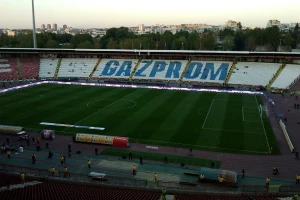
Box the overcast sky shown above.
[1,0,300,29]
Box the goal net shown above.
[259,105,269,118]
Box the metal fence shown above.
[1,163,300,194]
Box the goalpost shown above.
[259,104,269,119]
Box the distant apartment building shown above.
[41,24,45,29]
[53,23,57,30]
[267,20,281,28]
[47,24,51,30]
[63,24,67,30]
[226,20,238,27]
[138,24,145,32]
[7,30,19,37]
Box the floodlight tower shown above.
[31,0,37,48]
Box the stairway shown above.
[89,58,102,79]
[224,61,237,84]
[179,60,191,82]
[54,58,62,79]
[16,58,22,77]
[265,63,286,89]
[129,59,141,81]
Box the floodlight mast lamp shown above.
[32,0,37,48]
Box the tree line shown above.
[0,24,299,51]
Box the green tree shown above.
[264,26,281,51]
[46,39,58,48]
[200,31,216,50]
[219,28,234,40]
[77,41,93,49]
[234,30,246,51]
[223,35,235,50]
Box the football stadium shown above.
[0,48,300,199]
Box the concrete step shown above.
[0,181,42,192]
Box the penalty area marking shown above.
[86,99,137,111]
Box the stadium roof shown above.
[0,48,299,58]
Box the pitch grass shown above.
[0,84,279,155]
[101,148,220,168]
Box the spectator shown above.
[132,165,136,175]
[48,151,53,158]
[20,172,25,184]
[140,156,143,164]
[218,176,224,185]
[60,156,64,165]
[49,167,55,176]
[32,153,36,164]
[199,174,205,182]
[266,177,270,188]
[164,156,168,164]
[154,173,158,182]
[211,161,215,168]
[64,167,68,178]
[7,150,11,158]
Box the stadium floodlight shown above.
[31,0,37,48]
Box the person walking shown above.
[60,156,64,165]
[132,165,136,175]
[140,156,143,164]
[64,167,68,178]
[242,169,245,178]
[296,174,300,184]
[266,177,270,188]
[7,150,11,158]
[88,160,91,168]
[20,172,25,184]
[199,174,205,182]
[164,156,168,164]
[49,167,55,176]
[32,153,36,164]
[154,173,158,183]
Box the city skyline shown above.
[1,0,300,29]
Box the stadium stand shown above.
[271,64,300,89]
[0,57,39,80]
[57,58,98,78]
[174,195,278,200]
[19,57,39,79]
[182,61,230,83]
[133,60,187,80]
[228,62,281,86]
[0,181,161,200]
[39,58,59,78]
[93,59,138,79]
[0,58,18,80]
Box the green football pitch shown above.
[0,84,279,154]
